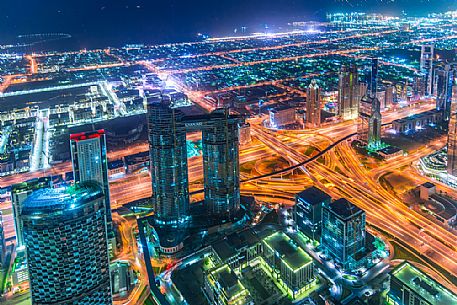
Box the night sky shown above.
[0,0,455,49]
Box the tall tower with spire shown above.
[358,58,382,149]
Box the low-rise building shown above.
[203,264,253,305]
[392,109,442,135]
[387,261,457,305]
[262,232,314,299]
[269,105,296,128]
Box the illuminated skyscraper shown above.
[306,79,321,128]
[202,109,240,217]
[70,130,112,235]
[447,101,457,177]
[11,177,51,250]
[435,64,455,128]
[21,183,112,304]
[368,95,382,150]
[338,64,360,120]
[321,198,366,270]
[0,212,5,268]
[358,58,382,149]
[294,187,331,242]
[147,96,189,226]
[420,44,435,96]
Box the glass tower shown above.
[202,109,240,217]
[435,64,455,128]
[70,130,113,235]
[321,198,366,269]
[338,64,360,120]
[306,79,321,128]
[11,177,51,250]
[21,183,112,304]
[147,96,189,226]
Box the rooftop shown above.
[263,232,313,272]
[296,186,332,206]
[422,182,436,189]
[21,182,103,216]
[209,265,249,302]
[391,262,457,305]
[328,198,364,220]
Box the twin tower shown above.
[147,95,240,230]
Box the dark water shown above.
[0,0,455,51]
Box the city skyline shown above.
[0,5,457,305]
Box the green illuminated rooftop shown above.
[392,262,457,305]
[208,264,251,303]
[263,232,313,272]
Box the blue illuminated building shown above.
[321,198,366,270]
[294,186,331,242]
[21,183,112,304]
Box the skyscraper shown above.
[21,183,112,304]
[358,58,382,149]
[202,109,241,217]
[294,187,332,242]
[147,96,189,226]
[70,130,112,235]
[0,212,6,269]
[368,95,382,150]
[306,79,321,128]
[338,64,360,120]
[447,100,457,177]
[420,45,435,96]
[321,198,366,270]
[435,64,455,128]
[11,177,51,250]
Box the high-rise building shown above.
[11,177,51,250]
[338,64,360,120]
[0,212,6,268]
[306,80,321,128]
[368,95,382,150]
[321,198,366,269]
[147,96,189,226]
[447,101,457,177]
[435,64,455,127]
[21,183,112,304]
[239,122,251,145]
[385,85,396,108]
[358,58,382,149]
[70,130,113,235]
[294,187,332,242]
[202,109,240,217]
[420,45,435,96]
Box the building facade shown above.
[447,101,457,177]
[306,80,321,128]
[21,183,112,305]
[338,64,360,120]
[321,198,366,269]
[388,262,457,305]
[202,109,240,217]
[269,105,296,128]
[435,64,455,128]
[70,130,113,235]
[358,58,382,149]
[294,187,332,242]
[147,97,190,226]
[420,45,435,96]
[11,177,52,250]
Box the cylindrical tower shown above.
[146,96,189,226]
[21,183,112,305]
[202,109,240,217]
